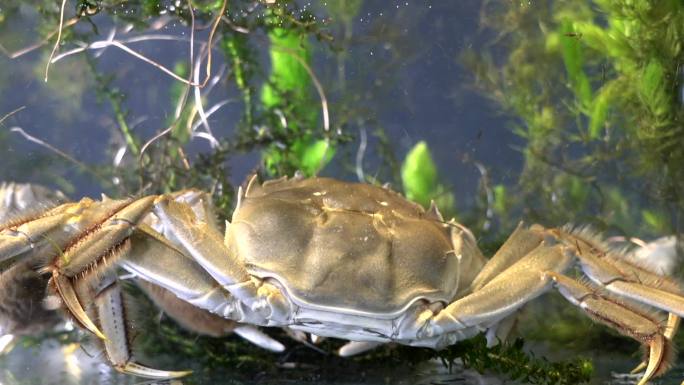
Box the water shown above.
[1,1,683,384]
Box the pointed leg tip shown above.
[637,336,668,385]
[0,334,16,355]
[53,274,108,340]
[120,362,192,379]
[233,325,285,352]
[630,361,647,374]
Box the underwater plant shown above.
[462,0,684,237]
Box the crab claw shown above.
[46,196,159,342]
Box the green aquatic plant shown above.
[260,18,335,177]
[401,140,455,215]
[434,334,593,385]
[460,0,684,362]
[463,0,684,237]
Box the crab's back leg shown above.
[0,182,68,355]
[137,279,238,337]
[546,272,670,385]
[468,222,545,291]
[420,225,684,385]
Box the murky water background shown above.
[1,1,683,384]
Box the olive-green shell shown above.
[227,177,462,316]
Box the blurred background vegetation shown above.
[1,0,683,383]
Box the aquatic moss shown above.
[462,0,684,237]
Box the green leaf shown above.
[492,184,508,215]
[401,141,439,208]
[298,139,335,176]
[560,20,592,108]
[261,27,312,109]
[588,82,617,139]
[642,209,668,233]
[638,59,670,119]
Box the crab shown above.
[1,176,683,385]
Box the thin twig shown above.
[197,0,227,89]
[193,45,216,147]
[10,127,91,172]
[0,106,26,125]
[177,147,191,170]
[270,44,330,132]
[190,99,236,132]
[49,0,226,88]
[51,34,198,63]
[0,18,78,59]
[104,40,201,85]
[45,0,68,82]
[139,126,174,161]
[355,125,367,182]
[193,131,220,147]
[139,1,198,166]
[222,16,251,34]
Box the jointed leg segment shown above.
[0,191,289,378]
[421,224,684,385]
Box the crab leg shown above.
[0,183,68,262]
[561,231,684,317]
[469,222,545,291]
[90,274,192,379]
[427,241,572,334]
[0,208,72,263]
[48,196,157,339]
[139,277,286,351]
[556,229,684,375]
[338,341,383,357]
[425,225,684,385]
[152,197,258,301]
[120,228,266,324]
[546,272,671,385]
[152,196,291,322]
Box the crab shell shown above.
[229,177,487,324]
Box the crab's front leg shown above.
[74,272,193,379]
[46,195,158,339]
[0,194,195,378]
[151,194,292,325]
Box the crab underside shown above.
[0,177,683,385]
